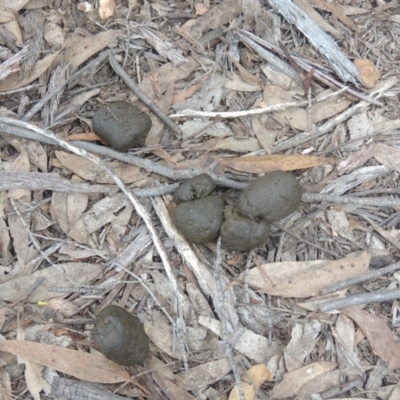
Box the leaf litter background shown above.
[1,0,400,399]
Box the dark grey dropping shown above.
[92,101,152,152]
[91,305,149,365]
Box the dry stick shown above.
[5,118,190,369]
[319,289,400,312]
[0,121,247,190]
[321,262,400,295]
[302,192,400,208]
[239,31,382,106]
[2,119,183,302]
[4,118,400,208]
[272,221,341,259]
[22,50,113,122]
[109,55,181,136]
[214,238,245,400]
[170,87,348,118]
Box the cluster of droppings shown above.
[91,305,149,366]
[92,101,152,152]
[173,171,302,251]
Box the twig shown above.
[2,119,183,304]
[9,199,66,276]
[302,192,400,208]
[109,54,181,136]
[0,83,43,96]
[321,262,400,295]
[0,171,179,197]
[0,120,247,190]
[319,289,400,312]
[214,238,245,400]
[170,87,348,118]
[272,222,341,258]
[239,31,382,106]
[243,250,255,304]
[22,50,113,122]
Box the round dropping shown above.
[173,174,216,203]
[220,205,271,252]
[92,101,152,152]
[237,171,302,222]
[91,305,149,366]
[174,195,225,244]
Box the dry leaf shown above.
[51,191,88,236]
[309,89,352,123]
[326,207,356,242]
[144,318,182,360]
[195,3,209,15]
[154,372,197,400]
[0,340,131,383]
[294,0,342,39]
[0,51,59,91]
[61,30,121,70]
[243,251,370,298]
[3,135,47,172]
[0,6,23,46]
[199,316,281,363]
[23,361,51,400]
[175,358,233,391]
[229,364,273,400]
[99,0,115,19]
[372,143,400,173]
[251,115,279,153]
[228,55,264,86]
[6,150,30,200]
[306,0,358,31]
[55,151,148,184]
[66,193,132,244]
[342,306,400,369]
[0,263,102,302]
[224,74,262,92]
[214,137,262,153]
[43,22,64,47]
[0,0,29,11]
[220,154,334,173]
[354,58,380,89]
[270,361,337,398]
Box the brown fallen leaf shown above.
[270,361,337,399]
[174,358,233,391]
[0,340,131,384]
[65,132,106,143]
[342,306,400,369]
[354,58,380,89]
[242,251,370,298]
[0,51,59,91]
[60,30,121,70]
[229,364,273,400]
[220,154,335,173]
[99,0,115,19]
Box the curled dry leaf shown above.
[229,364,273,400]
[342,306,400,369]
[270,361,337,399]
[220,154,335,174]
[354,58,380,89]
[0,340,131,384]
[242,251,370,298]
[99,0,115,19]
